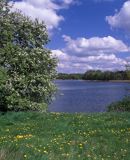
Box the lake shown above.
[49,80,130,113]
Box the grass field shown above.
[0,112,130,160]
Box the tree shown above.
[82,70,128,81]
[0,0,57,112]
[126,64,130,80]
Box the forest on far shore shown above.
[57,70,130,80]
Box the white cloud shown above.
[52,49,69,61]
[10,0,75,31]
[106,1,130,32]
[62,35,129,56]
[126,57,130,61]
[52,35,129,72]
[63,0,74,5]
[52,49,127,73]
[126,57,130,65]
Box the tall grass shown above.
[0,112,130,160]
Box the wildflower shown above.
[16,135,24,139]
[24,155,27,158]
[15,134,33,139]
[43,150,48,154]
[66,153,69,156]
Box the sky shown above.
[11,0,130,73]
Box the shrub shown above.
[0,0,57,112]
[107,97,130,112]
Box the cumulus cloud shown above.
[51,34,130,73]
[10,0,75,31]
[62,35,129,57]
[126,57,130,65]
[9,0,129,73]
[52,34,130,73]
[63,0,75,5]
[52,49,127,73]
[106,0,130,32]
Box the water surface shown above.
[49,80,130,113]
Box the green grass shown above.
[0,112,130,160]
[107,97,130,112]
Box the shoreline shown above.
[56,79,130,82]
[109,80,130,83]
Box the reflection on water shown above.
[49,80,130,113]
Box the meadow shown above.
[0,112,130,160]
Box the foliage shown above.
[0,0,57,111]
[57,73,83,80]
[107,97,130,112]
[0,112,130,160]
[58,70,129,80]
[0,68,7,84]
[126,65,130,80]
[127,71,130,80]
[0,68,8,112]
[83,70,128,81]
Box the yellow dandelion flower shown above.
[16,135,24,139]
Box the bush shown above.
[107,97,130,112]
[0,0,57,112]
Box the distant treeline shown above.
[57,70,130,80]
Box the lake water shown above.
[49,80,130,113]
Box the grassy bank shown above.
[0,112,130,160]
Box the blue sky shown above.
[12,0,130,73]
